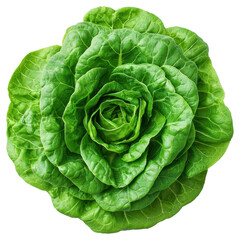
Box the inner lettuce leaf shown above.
[7,7,233,233]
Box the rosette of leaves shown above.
[7,7,233,233]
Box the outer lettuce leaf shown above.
[50,171,206,233]
[166,27,233,177]
[7,46,68,190]
[84,7,167,34]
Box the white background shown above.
[1,0,239,239]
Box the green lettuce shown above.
[7,7,233,233]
